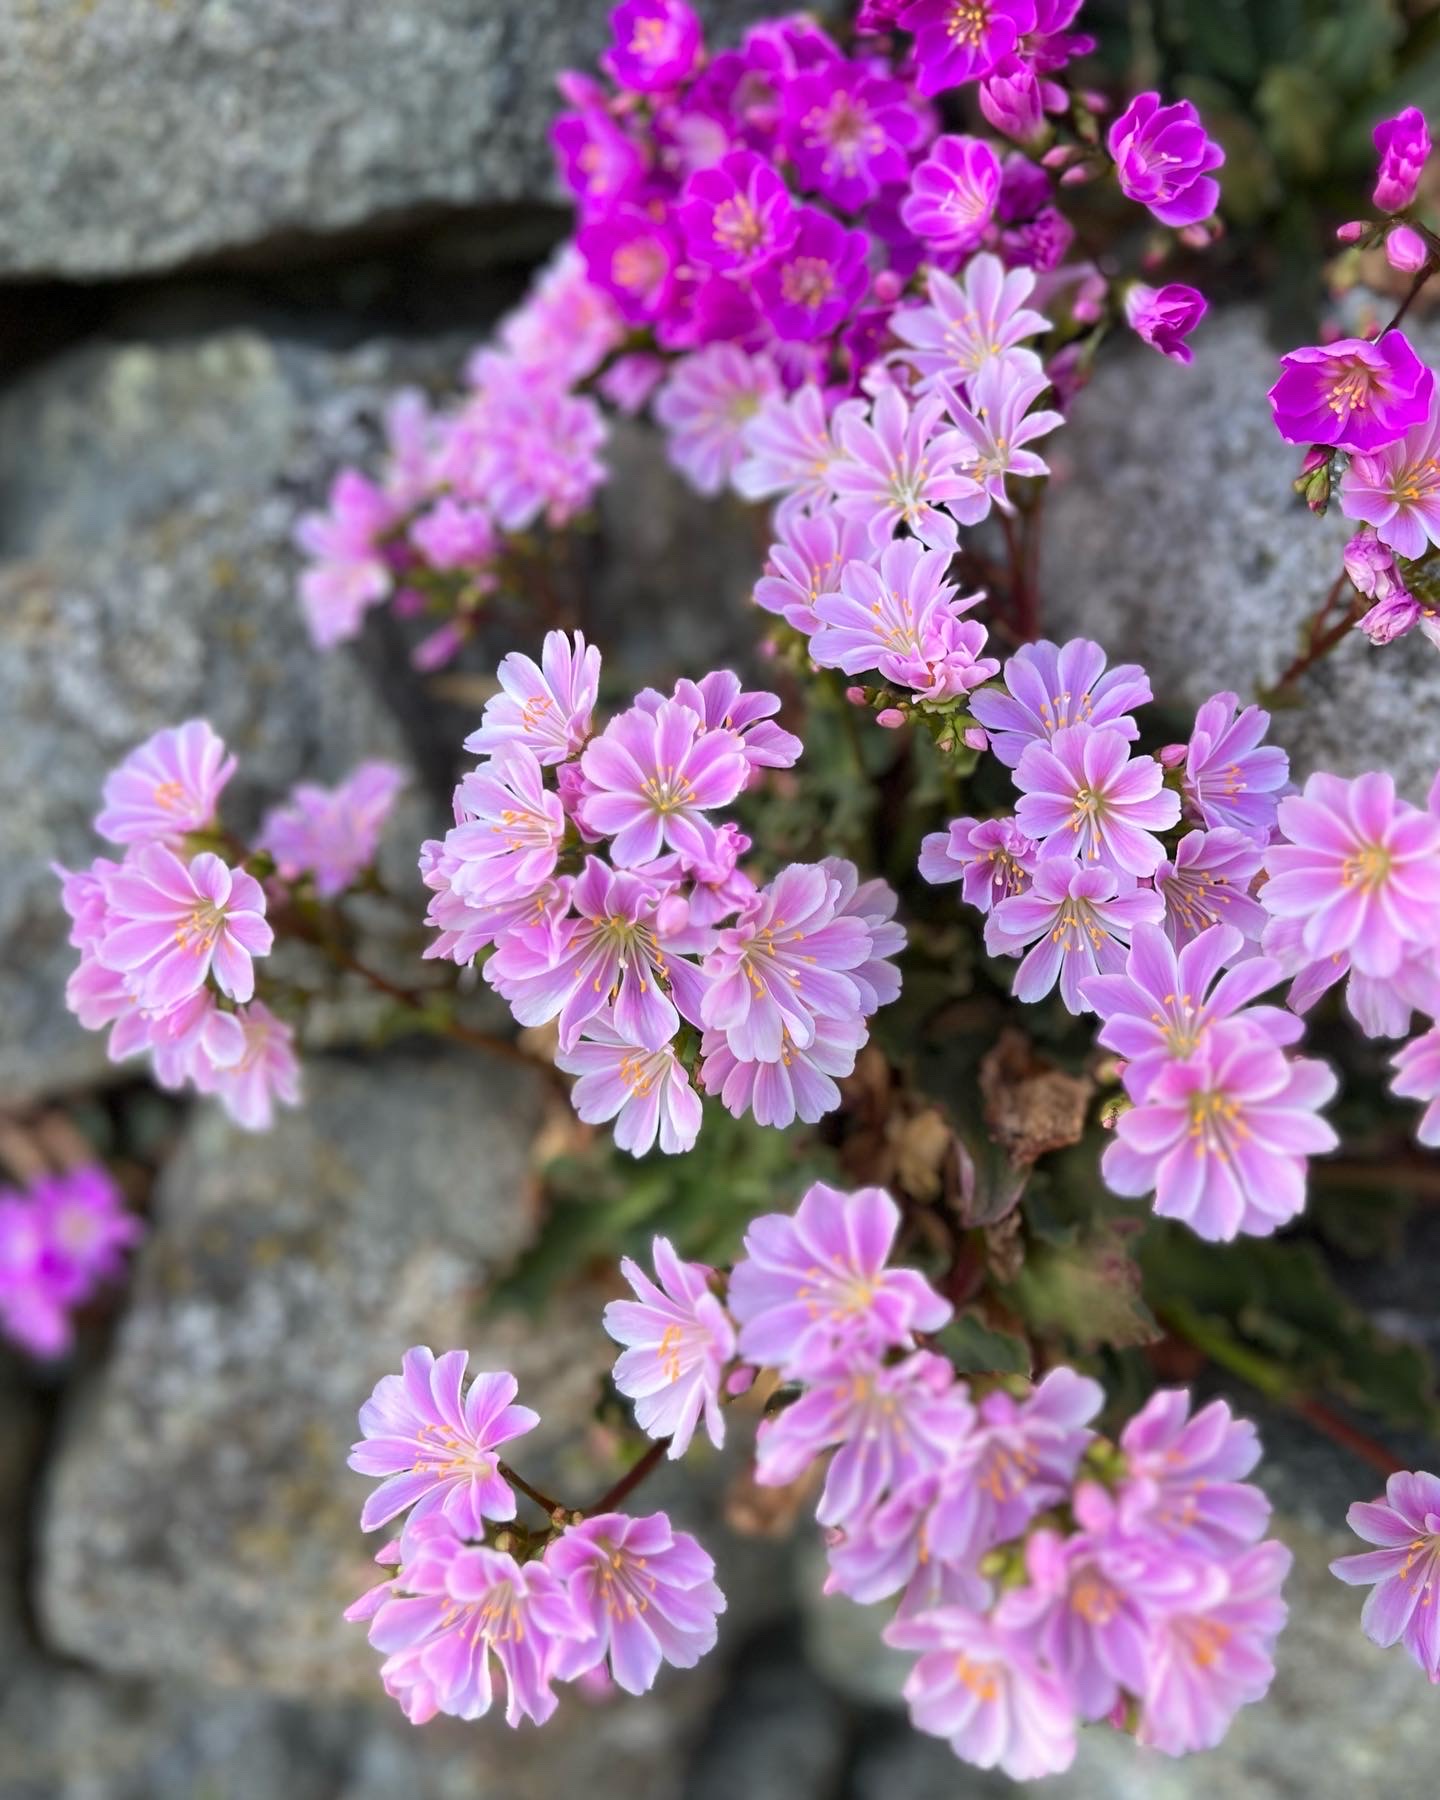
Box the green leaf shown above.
[937,1314,1033,1377]
[1006,1224,1160,1354]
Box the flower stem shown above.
[1262,571,1360,700]
[498,1462,566,1518]
[588,1436,671,1514]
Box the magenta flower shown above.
[754,508,876,635]
[1015,724,1179,877]
[900,0,1038,95]
[979,55,1047,142]
[603,1237,734,1456]
[437,746,566,907]
[579,698,748,868]
[28,1165,140,1302]
[557,1025,703,1158]
[970,636,1151,771]
[367,1534,582,1726]
[1107,92,1224,228]
[1137,1541,1291,1756]
[902,134,1001,251]
[1155,828,1269,949]
[677,150,797,275]
[891,255,1050,391]
[98,847,271,1012]
[1124,282,1207,364]
[552,108,645,218]
[1263,770,1440,978]
[294,469,396,649]
[1084,922,1297,1097]
[752,208,870,343]
[349,1347,540,1535]
[827,386,984,549]
[258,760,406,899]
[547,1511,725,1694]
[920,815,1038,913]
[701,861,870,1062]
[95,721,236,847]
[728,1182,952,1380]
[601,0,702,92]
[1101,1020,1338,1240]
[1339,389,1440,558]
[654,345,781,498]
[700,1014,867,1129]
[812,538,995,699]
[0,1198,71,1358]
[942,356,1065,511]
[1118,1389,1271,1556]
[1392,1027,1440,1147]
[886,1605,1077,1781]
[1331,1469,1440,1681]
[463,630,600,766]
[782,62,923,211]
[577,206,683,325]
[987,861,1164,1012]
[1269,333,1434,454]
[1373,107,1431,212]
[755,1350,973,1527]
[1180,691,1289,838]
[192,1000,302,1132]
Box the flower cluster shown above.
[57,721,407,1130]
[1332,1467,1440,1684]
[347,1344,725,1723]
[420,630,904,1151]
[0,1163,140,1358]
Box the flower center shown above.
[641,767,697,814]
[953,1650,1001,1701]
[1341,842,1393,891]
[713,194,764,257]
[1327,363,1375,417]
[780,256,836,312]
[1072,1573,1120,1626]
[613,240,667,299]
[152,778,186,811]
[175,899,227,955]
[412,1418,495,1482]
[946,2,994,48]
[1186,1087,1246,1156]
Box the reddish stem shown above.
[589,1437,671,1514]
[1265,572,1361,698]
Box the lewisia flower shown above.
[1118,1388,1271,1556]
[578,698,750,867]
[782,60,923,212]
[1391,1027,1440,1147]
[942,356,1065,510]
[827,858,906,1011]
[1101,1019,1338,1240]
[901,0,1038,96]
[901,134,1001,251]
[1330,1468,1440,1681]
[676,149,796,274]
[95,720,237,846]
[1014,724,1180,876]
[1339,389,1440,558]
[969,636,1150,770]
[603,1236,734,1455]
[699,1014,868,1129]
[653,345,780,497]
[556,1027,703,1157]
[349,1348,540,1534]
[577,208,683,326]
[736,383,860,517]
[0,1165,140,1359]
[463,629,600,765]
[752,208,870,343]
[98,848,272,1012]
[1124,282,1207,364]
[294,470,396,649]
[891,254,1050,391]
[728,1181,952,1380]
[919,814,1037,913]
[1373,107,1431,212]
[1269,334,1434,455]
[546,1511,725,1694]
[754,508,876,634]
[601,0,702,92]
[1154,828,1269,948]
[986,861,1164,1012]
[1107,92,1224,228]
[811,538,994,699]
[191,1000,302,1132]
[257,760,406,899]
[827,386,984,550]
[430,747,565,906]
[1263,771,1440,979]
[658,671,803,781]
[1179,692,1289,838]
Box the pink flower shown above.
[1124,282,1207,364]
[1373,107,1431,212]
[367,1534,583,1726]
[825,857,905,1011]
[1155,828,1269,949]
[1339,388,1440,558]
[95,721,236,847]
[577,207,683,326]
[556,1025,703,1157]
[728,1181,952,1380]
[1269,333,1434,454]
[677,150,797,275]
[1263,771,1440,979]
[1118,1389,1271,1556]
[463,631,601,766]
[920,815,1038,913]
[752,208,870,343]
[736,383,862,516]
[409,498,496,571]
[900,0,1039,95]
[579,698,749,867]
[552,108,645,217]
[1107,92,1224,228]
[969,636,1151,771]
[481,380,609,530]
[1386,222,1429,274]
[1392,1026,1440,1147]
[891,254,1050,391]
[987,860,1164,1012]
[601,0,702,92]
[603,1237,734,1455]
[1015,724,1180,877]
[654,346,781,497]
[546,1511,725,1694]
[651,671,801,786]
[812,538,995,699]
[0,1197,71,1357]
[494,243,624,385]
[901,134,1002,251]
[781,61,923,211]
[700,861,871,1062]
[1331,1468,1440,1682]
[942,356,1065,510]
[0,1165,140,1358]
[258,760,406,899]
[1101,1020,1338,1240]
[1137,1542,1291,1755]
[827,386,985,549]
[699,1014,868,1128]
[98,847,271,1013]
[979,55,1048,142]
[754,508,876,633]
[825,1468,988,1615]
[440,746,567,906]
[192,1000,302,1132]
[886,1606,1077,1780]
[349,1348,539,1535]
[295,469,396,649]
[1180,691,1289,839]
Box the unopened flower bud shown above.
[875,707,907,729]
[873,269,903,305]
[1157,742,1187,769]
[1335,219,1370,243]
[845,685,867,706]
[1060,163,1096,187]
[725,1365,756,1398]
[1386,222,1428,273]
[962,726,988,751]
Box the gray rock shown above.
[1040,308,1440,801]
[685,1625,848,1800]
[34,1050,552,1695]
[0,1,777,279]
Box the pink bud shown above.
[1041,145,1074,169]
[1301,446,1330,474]
[873,269,903,304]
[1386,222,1428,273]
[1060,164,1095,187]
[724,1366,756,1398]
[875,707,907,729]
[410,622,466,671]
[844,686,867,705]
[1335,219,1370,243]
[1080,89,1109,114]
[963,726,989,751]
[1157,742,1187,769]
